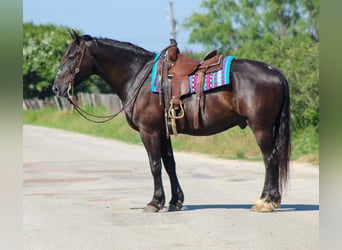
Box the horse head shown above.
[52,30,96,97]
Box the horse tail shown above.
[275,71,291,193]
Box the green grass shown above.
[170,128,262,160]
[23,106,142,144]
[23,106,318,164]
[291,126,319,163]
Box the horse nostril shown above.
[52,85,59,95]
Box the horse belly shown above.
[178,90,245,136]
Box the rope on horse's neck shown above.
[67,80,124,123]
[67,95,123,123]
[66,57,155,123]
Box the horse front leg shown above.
[140,131,165,213]
[161,136,184,211]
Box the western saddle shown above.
[157,40,224,135]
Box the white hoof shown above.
[251,199,276,212]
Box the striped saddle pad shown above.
[151,55,235,94]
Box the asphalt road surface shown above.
[23,125,319,250]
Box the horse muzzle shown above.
[52,82,69,97]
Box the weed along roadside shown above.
[23,107,318,164]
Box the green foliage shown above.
[184,0,319,52]
[291,125,318,162]
[23,23,112,99]
[279,38,319,131]
[23,23,72,98]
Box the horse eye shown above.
[68,55,75,60]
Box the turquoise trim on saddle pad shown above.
[151,54,236,94]
[151,52,161,93]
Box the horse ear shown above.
[69,29,80,44]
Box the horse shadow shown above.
[182,204,319,212]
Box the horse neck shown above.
[91,40,154,103]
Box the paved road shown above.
[23,125,319,250]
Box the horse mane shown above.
[84,35,155,58]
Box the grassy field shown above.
[23,106,318,164]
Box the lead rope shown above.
[65,44,172,123]
[67,97,124,123]
[66,58,157,123]
[66,80,125,123]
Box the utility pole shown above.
[169,0,176,41]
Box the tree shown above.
[184,0,319,54]
[183,0,319,131]
[23,23,72,98]
[23,23,112,99]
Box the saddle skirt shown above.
[151,54,235,94]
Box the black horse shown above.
[53,31,291,212]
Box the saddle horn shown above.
[170,38,177,45]
[168,39,179,62]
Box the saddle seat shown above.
[167,46,218,76]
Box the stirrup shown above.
[168,99,184,119]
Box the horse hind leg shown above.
[161,136,184,211]
[250,128,281,212]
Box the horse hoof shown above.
[142,205,159,213]
[168,204,182,212]
[250,199,275,212]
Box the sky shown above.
[23,0,205,52]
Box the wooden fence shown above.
[23,92,122,113]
